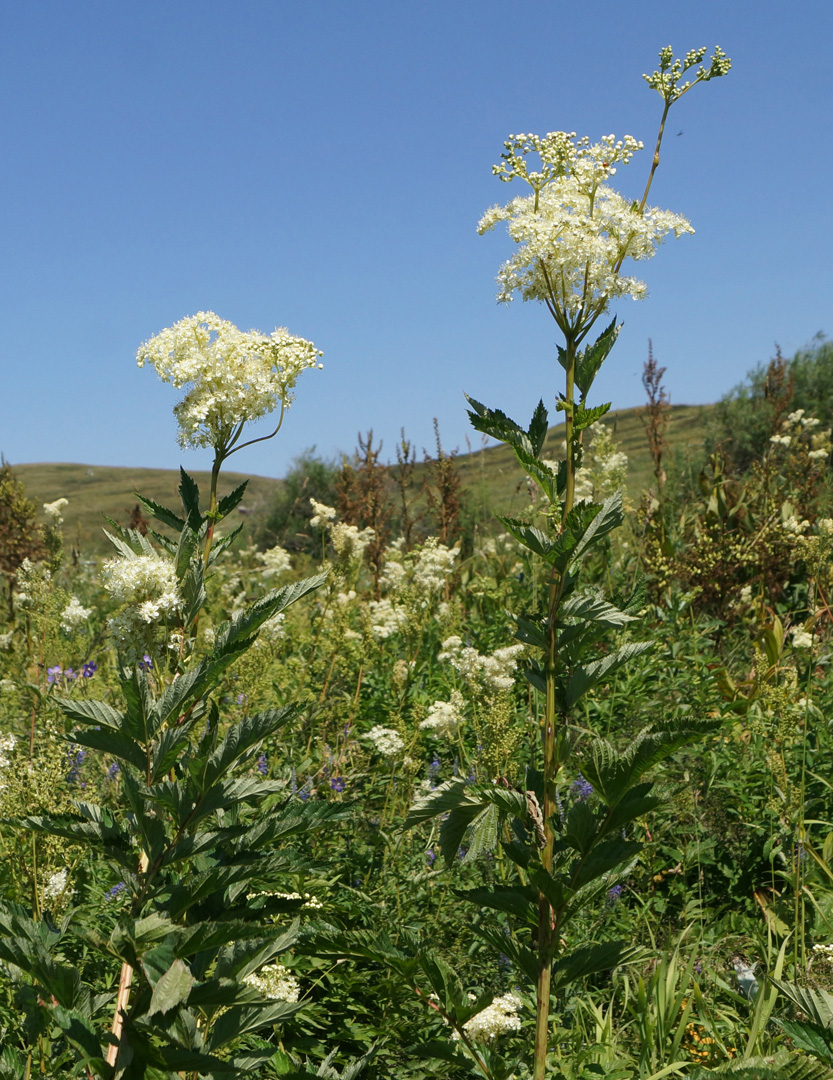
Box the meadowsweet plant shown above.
[0,313,339,1077]
[402,46,731,1080]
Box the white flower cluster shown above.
[574,424,629,502]
[257,544,292,579]
[790,626,814,650]
[438,636,524,694]
[43,498,68,524]
[43,868,72,902]
[410,538,459,598]
[365,725,405,757]
[770,410,832,461]
[309,500,337,528]
[813,943,833,956]
[244,963,300,1003]
[367,597,409,640]
[419,690,466,739]
[331,522,375,563]
[249,889,323,910]
[370,537,458,634]
[136,312,322,451]
[13,558,50,609]
[453,993,523,1043]
[60,596,92,633]
[0,733,16,785]
[479,131,693,318]
[101,551,181,623]
[782,515,810,536]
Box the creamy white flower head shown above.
[137,311,322,451]
[60,596,91,633]
[791,627,814,650]
[365,725,405,757]
[0,733,17,774]
[419,690,466,738]
[244,963,300,1003]
[257,544,292,579]
[367,597,409,640]
[43,868,72,902]
[309,499,337,527]
[438,636,524,693]
[43,498,68,524]
[101,551,181,611]
[452,993,523,1043]
[331,522,374,562]
[480,132,692,321]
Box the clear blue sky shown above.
[1,0,831,479]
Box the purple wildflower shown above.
[256,753,268,776]
[330,776,346,793]
[138,654,153,672]
[236,692,247,705]
[607,884,624,906]
[105,882,126,900]
[47,665,62,685]
[82,661,98,678]
[429,755,441,779]
[426,849,436,867]
[66,747,86,785]
[107,762,120,780]
[571,774,594,801]
[64,668,77,681]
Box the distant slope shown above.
[453,403,711,516]
[11,463,281,556]
[11,403,712,554]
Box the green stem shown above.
[202,452,225,569]
[533,336,577,1080]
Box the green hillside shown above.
[10,463,281,557]
[9,403,711,554]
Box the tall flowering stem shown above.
[405,46,730,1080]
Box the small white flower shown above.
[365,726,405,757]
[43,498,68,524]
[790,627,814,650]
[419,691,466,738]
[452,993,523,1043]
[43,868,72,902]
[309,499,337,528]
[257,545,292,578]
[60,597,92,633]
[244,963,300,1002]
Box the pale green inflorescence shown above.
[136,311,323,451]
[479,131,693,321]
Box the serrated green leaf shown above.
[573,401,612,433]
[147,958,193,1017]
[551,940,642,990]
[575,318,621,397]
[455,885,537,923]
[135,492,185,532]
[774,1018,833,1065]
[563,641,653,708]
[217,480,249,518]
[53,696,124,730]
[179,468,203,528]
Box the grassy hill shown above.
[10,463,281,557]
[10,403,712,555]
[453,402,711,517]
